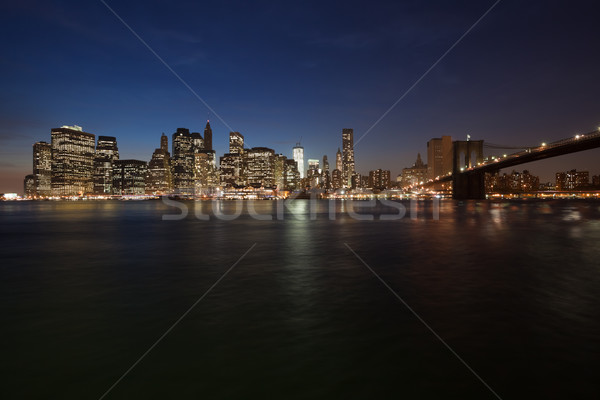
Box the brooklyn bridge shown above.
[423,129,600,199]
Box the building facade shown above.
[33,141,52,196]
[229,131,244,154]
[246,147,275,188]
[556,169,589,191]
[203,120,213,151]
[400,153,428,188]
[51,125,96,196]
[113,160,147,195]
[194,150,219,195]
[146,134,172,194]
[24,174,35,197]
[342,128,355,187]
[172,128,195,194]
[293,143,305,179]
[427,136,453,180]
[368,169,391,190]
[93,136,119,195]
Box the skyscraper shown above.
[322,154,330,190]
[284,159,300,191]
[112,160,147,195]
[342,128,355,188]
[335,148,342,171]
[194,151,219,195]
[293,143,304,179]
[332,169,342,190]
[51,125,95,196]
[93,136,119,195]
[427,136,453,180]
[191,131,204,152]
[33,141,51,196]
[307,159,320,188]
[246,147,275,188]
[203,120,213,151]
[147,134,172,194]
[24,174,35,197]
[172,128,194,194]
[160,133,168,152]
[229,132,244,154]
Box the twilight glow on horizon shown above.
[2,0,600,193]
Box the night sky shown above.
[1,0,600,193]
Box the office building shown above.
[33,141,52,196]
[284,159,300,191]
[229,131,244,154]
[51,125,95,196]
[246,147,275,187]
[332,169,342,190]
[335,148,342,171]
[160,133,168,152]
[191,131,204,152]
[220,153,245,187]
[427,136,453,180]
[322,155,330,189]
[93,136,119,195]
[24,174,35,197]
[146,134,172,194]
[172,128,194,194]
[293,143,304,179]
[194,150,219,194]
[342,128,355,187]
[112,160,147,195]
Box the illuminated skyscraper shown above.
[172,128,194,194]
[51,125,95,196]
[203,120,213,151]
[24,174,35,197]
[147,134,172,194]
[194,150,219,195]
[284,159,300,190]
[33,141,51,196]
[322,155,330,189]
[113,160,147,195]
[191,131,204,152]
[229,131,244,154]
[273,154,286,190]
[332,169,342,189]
[335,148,342,171]
[307,159,320,188]
[93,136,119,195]
[246,147,275,187]
[342,128,355,188]
[293,143,304,179]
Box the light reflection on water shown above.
[1,200,600,399]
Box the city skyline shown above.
[3,1,600,192]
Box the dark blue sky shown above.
[2,0,600,192]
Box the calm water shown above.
[1,200,600,399]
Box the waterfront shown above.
[2,200,600,399]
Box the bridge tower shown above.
[452,140,486,200]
